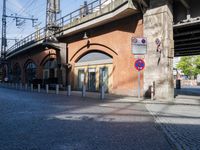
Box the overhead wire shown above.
[7,0,46,44]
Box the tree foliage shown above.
[176,56,200,78]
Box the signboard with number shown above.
[131,37,147,55]
[134,59,145,71]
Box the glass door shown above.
[99,67,108,92]
[78,69,85,90]
[88,68,96,92]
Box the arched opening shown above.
[13,63,21,83]
[74,51,113,92]
[43,58,58,84]
[25,62,36,84]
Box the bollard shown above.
[15,83,18,89]
[25,84,28,90]
[100,85,105,100]
[38,84,41,93]
[67,85,71,96]
[56,84,59,94]
[31,84,33,92]
[20,83,23,90]
[151,86,154,100]
[82,85,86,97]
[12,83,14,88]
[151,81,155,100]
[46,84,49,93]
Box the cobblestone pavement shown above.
[145,94,200,150]
[0,87,172,150]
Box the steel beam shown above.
[175,36,200,43]
[175,42,200,48]
[174,30,200,37]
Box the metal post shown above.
[38,84,41,93]
[56,84,59,94]
[67,85,71,96]
[31,84,33,92]
[138,71,140,99]
[100,84,105,100]
[99,0,102,12]
[46,84,49,93]
[82,85,86,97]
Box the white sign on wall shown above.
[131,37,147,55]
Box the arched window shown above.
[25,62,36,83]
[77,51,112,63]
[44,59,57,69]
[76,51,112,92]
[43,59,57,79]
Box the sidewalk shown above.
[144,95,200,150]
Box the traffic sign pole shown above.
[138,71,140,99]
[134,59,145,99]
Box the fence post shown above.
[67,85,71,96]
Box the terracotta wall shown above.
[66,14,144,96]
[8,48,57,83]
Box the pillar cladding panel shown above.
[144,0,174,100]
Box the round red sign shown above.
[134,59,145,71]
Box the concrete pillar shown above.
[143,0,174,100]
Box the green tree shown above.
[176,56,200,79]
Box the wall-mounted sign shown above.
[131,37,147,55]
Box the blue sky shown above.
[0,0,94,48]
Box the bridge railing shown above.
[6,27,46,54]
[56,0,111,27]
[6,0,117,55]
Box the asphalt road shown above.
[0,87,172,150]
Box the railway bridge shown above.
[1,0,200,99]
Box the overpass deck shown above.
[6,0,138,59]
